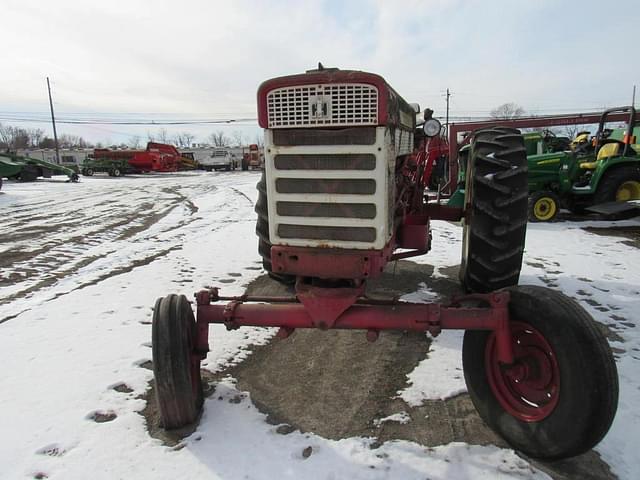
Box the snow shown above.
[1,173,638,479]
[373,411,411,427]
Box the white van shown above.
[201,148,238,171]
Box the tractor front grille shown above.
[275,178,376,195]
[267,84,378,128]
[277,224,376,242]
[272,128,377,146]
[276,201,376,219]
[274,154,376,170]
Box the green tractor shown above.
[527,106,639,221]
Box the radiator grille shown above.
[276,201,376,219]
[272,128,376,146]
[267,84,378,128]
[278,224,376,243]
[274,154,376,170]
[275,178,376,195]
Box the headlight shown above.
[423,118,442,137]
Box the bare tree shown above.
[0,123,12,149]
[490,102,526,119]
[174,132,196,148]
[28,128,45,148]
[253,133,264,148]
[230,130,245,147]
[129,135,141,149]
[0,124,30,149]
[39,137,56,149]
[562,124,588,140]
[146,131,156,142]
[157,128,169,144]
[208,130,229,147]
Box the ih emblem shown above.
[309,94,331,120]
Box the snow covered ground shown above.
[0,172,638,479]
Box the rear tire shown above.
[462,285,618,459]
[19,165,39,182]
[594,165,640,204]
[85,168,94,176]
[528,190,560,222]
[255,172,295,284]
[460,127,528,293]
[152,294,203,429]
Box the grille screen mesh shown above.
[274,154,376,170]
[276,201,376,219]
[277,224,376,242]
[275,178,376,195]
[267,84,378,128]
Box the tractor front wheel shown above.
[255,172,295,284]
[152,294,204,429]
[462,285,618,459]
[528,191,560,222]
[459,127,528,293]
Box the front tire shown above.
[462,285,618,459]
[460,127,528,293]
[528,190,560,222]
[152,294,204,429]
[255,172,295,284]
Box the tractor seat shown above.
[579,161,598,170]
[596,142,620,160]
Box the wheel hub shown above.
[486,321,560,422]
[533,197,557,221]
[616,180,640,202]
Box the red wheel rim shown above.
[485,321,560,422]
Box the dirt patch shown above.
[583,225,640,248]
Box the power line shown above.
[0,116,258,125]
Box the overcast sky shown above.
[1,0,637,145]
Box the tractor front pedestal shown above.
[193,287,514,365]
[152,284,618,461]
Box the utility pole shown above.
[633,85,636,107]
[46,77,60,164]
[445,88,451,135]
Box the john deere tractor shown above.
[527,106,639,221]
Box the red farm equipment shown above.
[241,143,263,171]
[152,67,618,459]
[86,142,180,176]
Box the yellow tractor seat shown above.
[579,161,598,170]
[597,142,620,160]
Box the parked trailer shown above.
[152,67,618,460]
[0,152,79,187]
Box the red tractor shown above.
[241,143,263,171]
[152,67,618,459]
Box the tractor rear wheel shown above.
[460,127,528,293]
[19,165,39,182]
[152,294,204,429]
[255,172,295,284]
[462,285,618,459]
[594,165,640,204]
[528,190,560,222]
